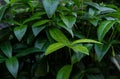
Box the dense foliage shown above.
[0,0,120,79]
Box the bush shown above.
[0,0,120,79]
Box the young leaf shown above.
[14,25,27,41]
[49,28,70,45]
[98,21,116,41]
[72,39,101,45]
[94,43,111,61]
[60,15,76,29]
[42,0,60,18]
[72,45,89,55]
[45,43,65,55]
[5,57,19,78]
[0,41,12,58]
[0,5,6,22]
[56,65,72,79]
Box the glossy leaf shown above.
[72,45,89,55]
[0,41,12,58]
[57,65,72,79]
[45,43,65,55]
[5,57,19,78]
[49,28,70,45]
[60,15,76,29]
[42,0,60,18]
[14,25,27,41]
[95,43,111,61]
[72,39,101,45]
[97,21,116,41]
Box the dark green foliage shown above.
[0,0,120,79]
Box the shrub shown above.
[0,0,120,79]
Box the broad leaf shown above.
[0,41,12,58]
[0,5,6,22]
[49,28,70,45]
[14,25,27,41]
[45,43,65,55]
[98,21,116,41]
[42,0,60,18]
[95,43,111,61]
[72,45,89,55]
[57,65,72,79]
[72,39,101,45]
[5,57,19,78]
[32,26,46,36]
[60,15,76,29]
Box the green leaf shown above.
[72,45,89,55]
[72,52,84,64]
[49,28,70,45]
[85,2,100,10]
[94,43,111,61]
[16,47,41,57]
[0,41,12,58]
[56,65,72,79]
[23,12,45,24]
[57,22,74,37]
[45,43,65,55]
[0,5,6,22]
[5,57,19,78]
[14,25,27,41]
[97,21,116,41]
[32,20,50,27]
[60,15,76,29]
[72,39,101,45]
[32,26,46,36]
[42,0,60,18]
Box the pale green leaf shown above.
[49,28,70,45]
[72,39,101,45]
[72,45,89,55]
[57,65,72,79]
[45,43,65,55]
